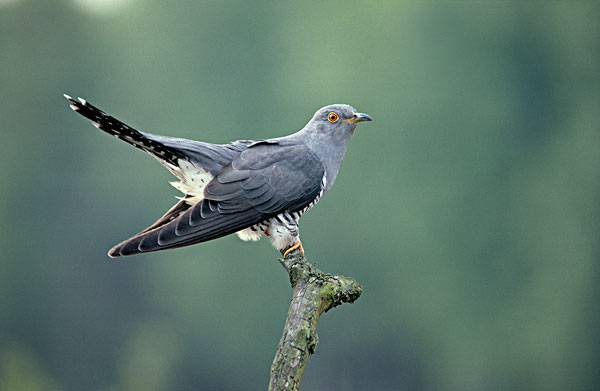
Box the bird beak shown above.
[351,112,373,124]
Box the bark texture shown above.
[268,252,363,391]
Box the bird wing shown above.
[135,198,192,235]
[109,142,325,257]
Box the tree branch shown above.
[268,252,363,391]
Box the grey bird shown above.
[64,95,372,258]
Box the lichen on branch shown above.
[268,252,363,391]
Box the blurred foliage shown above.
[1,1,599,390]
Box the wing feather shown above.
[108,143,325,257]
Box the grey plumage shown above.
[64,94,371,257]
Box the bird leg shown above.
[282,240,304,258]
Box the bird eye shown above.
[327,112,340,123]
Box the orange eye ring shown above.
[327,112,340,123]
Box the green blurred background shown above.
[1,1,599,390]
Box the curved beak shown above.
[351,112,373,123]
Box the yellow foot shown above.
[282,240,305,258]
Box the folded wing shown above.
[109,142,325,257]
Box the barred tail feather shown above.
[63,94,184,165]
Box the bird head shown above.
[308,104,373,137]
[294,104,372,154]
[287,104,372,191]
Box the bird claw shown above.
[282,240,304,258]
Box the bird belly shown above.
[235,214,299,251]
[235,219,270,242]
[236,227,262,241]
[267,217,298,251]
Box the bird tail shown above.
[64,94,185,166]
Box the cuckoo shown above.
[64,95,372,258]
